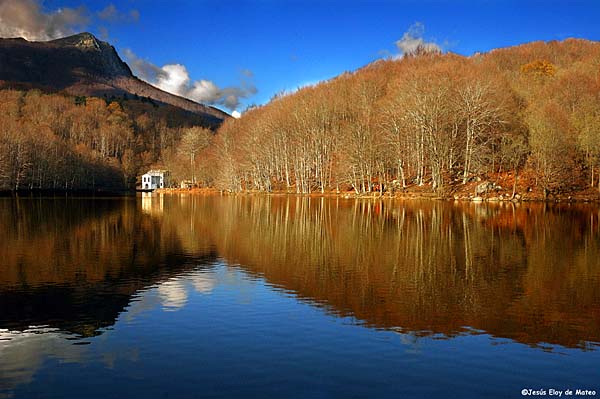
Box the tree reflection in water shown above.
[0,195,599,350]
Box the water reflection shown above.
[187,196,600,350]
[0,266,232,397]
[0,327,86,395]
[156,270,217,311]
[141,192,163,215]
[1,196,599,348]
[0,195,599,398]
[0,196,217,336]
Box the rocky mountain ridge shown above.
[0,32,228,125]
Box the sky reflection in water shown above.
[0,195,599,398]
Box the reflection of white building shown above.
[141,192,164,215]
[141,170,170,190]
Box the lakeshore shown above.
[155,179,600,203]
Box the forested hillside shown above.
[2,38,599,197]
[0,32,227,192]
[0,90,213,191]
[204,39,600,199]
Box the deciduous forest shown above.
[1,39,599,197]
[206,39,600,198]
[0,91,213,191]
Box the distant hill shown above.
[0,32,229,127]
[207,38,600,199]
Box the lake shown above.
[1,194,599,398]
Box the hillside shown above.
[204,38,600,200]
[0,88,217,192]
[0,32,229,126]
[2,37,600,197]
[0,33,231,192]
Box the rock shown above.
[488,197,499,202]
[472,196,483,202]
[476,181,494,195]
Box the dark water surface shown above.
[1,194,599,398]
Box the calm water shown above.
[1,194,599,398]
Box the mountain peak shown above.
[50,32,104,51]
[0,32,229,124]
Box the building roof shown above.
[143,169,169,175]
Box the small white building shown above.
[180,180,193,189]
[141,170,170,190]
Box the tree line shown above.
[0,89,212,191]
[2,39,599,196]
[202,39,600,197]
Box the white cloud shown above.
[156,64,190,95]
[189,79,220,103]
[0,0,140,42]
[395,22,441,57]
[123,49,257,111]
[231,111,241,119]
[0,0,89,41]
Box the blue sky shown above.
[6,0,600,113]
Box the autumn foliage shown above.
[205,39,600,197]
[0,91,213,191]
[1,38,600,196]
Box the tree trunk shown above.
[512,168,518,199]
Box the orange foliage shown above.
[520,60,557,76]
[207,39,600,199]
